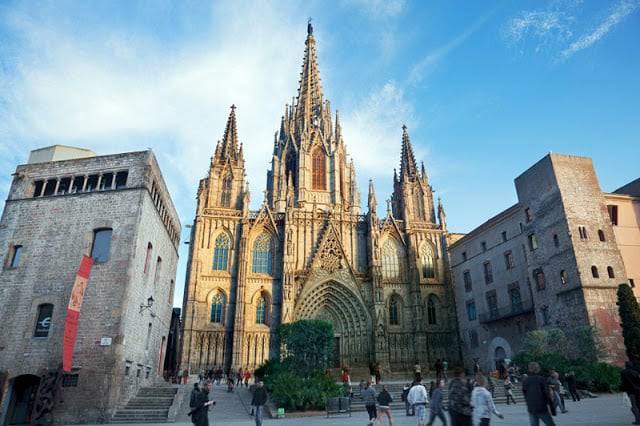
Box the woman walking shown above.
[504,378,516,405]
[376,385,393,426]
[471,375,503,426]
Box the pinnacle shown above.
[220,104,240,161]
[400,125,418,180]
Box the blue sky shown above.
[1,0,639,307]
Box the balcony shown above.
[478,299,534,324]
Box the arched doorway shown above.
[294,280,371,369]
[494,346,506,370]
[6,374,40,425]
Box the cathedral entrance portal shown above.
[294,280,371,369]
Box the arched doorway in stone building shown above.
[294,279,371,369]
[5,374,40,425]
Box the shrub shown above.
[266,368,342,411]
[279,320,334,377]
[618,283,640,368]
[573,363,621,392]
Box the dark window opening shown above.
[99,172,113,190]
[43,178,57,196]
[502,231,507,242]
[144,242,153,274]
[34,303,53,337]
[57,177,71,195]
[481,241,487,252]
[560,270,568,285]
[630,279,635,288]
[483,261,493,284]
[607,266,615,278]
[462,251,467,262]
[466,301,476,321]
[85,174,99,192]
[541,306,550,325]
[504,251,515,270]
[528,234,538,251]
[534,269,546,290]
[598,230,606,242]
[115,171,128,189]
[553,234,559,247]
[607,205,618,226]
[463,270,472,292]
[9,245,23,268]
[579,226,588,240]
[33,180,44,197]
[125,365,130,376]
[510,287,522,312]
[591,266,599,278]
[91,229,112,263]
[72,176,85,193]
[525,208,532,222]
[486,290,498,318]
[389,300,399,325]
[62,374,79,387]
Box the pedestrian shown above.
[237,367,244,386]
[498,362,506,380]
[375,362,383,384]
[522,362,556,426]
[402,383,414,416]
[471,374,503,426]
[428,381,435,399]
[361,380,378,425]
[547,371,567,413]
[414,361,422,382]
[435,359,443,383]
[448,367,472,426]
[565,371,580,402]
[227,371,235,393]
[442,359,449,383]
[244,369,251,387]
[251,380,268,426]
[376,384,393,426]
[341,367,352,397]
[426,379,447,426]
[189,383,215,426]
[507,365,516,383]
[473,360,480,375]
[504,377,516,405]
[408,376,429,426]
[621,361,640,425]
[370,363,377,384]
[486,374,496,398]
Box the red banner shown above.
[63,255,94,372]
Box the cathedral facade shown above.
[179,23,459,374]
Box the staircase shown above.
[111,386,177,423]
[349,379,525,412]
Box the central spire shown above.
[218,104,241,162]
[295,18,324,128]
[400,125,418,181]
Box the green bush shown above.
[266,368,342,411]
[573,363,621,392]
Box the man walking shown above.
[471,374,503,425]
[621,362,640,425]
[504,377,516,405]
[361,380,378,425]
[408,377,429,426]
[427,380,447,426]
[376,384,393,426]
[403,383,414,416]
[522,362,555,426]
[565,371,580,402]
[448,368,472,426]
[251,380,268,426]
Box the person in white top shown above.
[471,374,503,426]
[407,377,429,426]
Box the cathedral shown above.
[179,22,459,374]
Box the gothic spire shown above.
[400,125,418,181]
[368,179,377,215]
[220,104,239,160]
[295,19,323,128]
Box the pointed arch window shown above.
[256,295,267,325]
[427,296,438,325]
[312,148,326,190]
[221,175,232,207]
[381,240,400,279]
[213,233,231,271]
[389,298,399,325]
[210,292,225,323]
[420,243,436,279]
[252,233,273,275]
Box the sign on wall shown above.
[63,255,94,372]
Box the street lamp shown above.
[140,296,155,314]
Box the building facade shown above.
[450,153,634,371]
[179,23,459,374]
[0,147,180,424]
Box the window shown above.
[469,330,479,348]
[504,251,515,270]
[519,222,524,232]
[607,266,615,279]
[420,244,435,279]
[381,240,400,279]
[483,261,493,284]
[462,251,467,262]
[481,241,487,252]
[463,270,472,292]
[560,270,568,285]
[221,175,232,207]
[256,295,267,325]
[630,279,635,288]
[62,374,79,387]
[591,266,599,278]
[486,290,498,318]
[34,304,53,337]
[525,208,532,222]
[211,293,225,323]
[528,234,538,251]
[466,301,476,321]
[427,296,437,325]
[85,175,99,192]
[501,231,507,242]
[43,178,57,196]
[212,233,231,271]
[541,306,550,325]
[91,229,112,264]
[389,299,399,325]
[144,242,153,274]
[252,233,273,275]
[137,368,141,378]
[33,180,44,197]
[312,148,326,190]
[598,230,606,242]
[99,172,113,190]
[509,287,522,312]
[534,268,546,290]
[8,245,23,268]
[553,234,559,247]
[115,171,128,189]
[71,176,84,193]
[578,226,588,240]
[607,205,618,226]
[58,177,71,194]
[145,323,152,350]
[153,257,162,285]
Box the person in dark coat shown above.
[189,383,214,426]
[522,362,555,426]
[376,385,393,425]
[251,380,269,426]
[448,368,472,426]
[621,362,640,425]
[565,371,580,402]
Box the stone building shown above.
[0,146,180,424]
[179,23,459,374]
[450,153,635,371]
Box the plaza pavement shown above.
[81,383,633,426]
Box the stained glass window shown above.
[213,233,230,271]
[252,234,272,275]
[211,293,225,323]
[421,243,435,278]
[381,240,400,279]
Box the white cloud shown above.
[561,0,639,58]
[345,0,406,19]
[503,10,573,44]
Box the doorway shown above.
[333,337,341,368]
[7,374,40,425]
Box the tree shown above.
[279,319,334,377]
[617,283,640,367]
